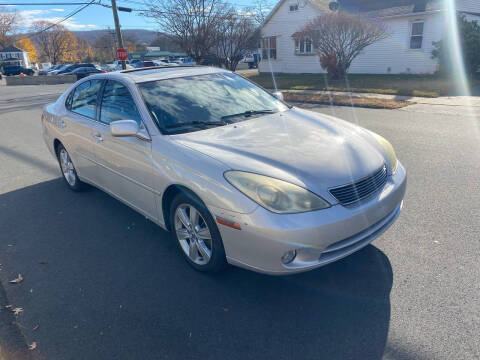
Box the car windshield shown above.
[138,72,289,135]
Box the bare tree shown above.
[31,21,79,64]
[92,32,116,63]
[142,0,230,63]
[216,11,259,71]
[150,33,182,52]
[249,0,272,26]
[293,12,387,79]
[0,8,22,48]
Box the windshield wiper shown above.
[221,109,276,120]
[164,120,228,130]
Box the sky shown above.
[1,0,268,32]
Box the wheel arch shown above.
[162,184,207,231]
[53,138,62,155]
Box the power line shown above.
[0,2,95,4]
[21,0,97,39]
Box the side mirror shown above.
[110,120,150,141]
[272,91,284,101]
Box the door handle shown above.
[92,133,103,141]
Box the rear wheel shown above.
[57,144,85,191]
[170,193,227,273]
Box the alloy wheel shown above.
[59,148,77,186]
[174,204,213,265]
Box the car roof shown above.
[90,66,229,84]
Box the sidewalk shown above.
[280,89,480,108]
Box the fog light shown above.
[281,250,297,264]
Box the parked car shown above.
[242,53,261,69]
[174,57,196,66]
[2,65,34,76]
[48,64,72,76]
[113,60,130,66]
[41,62,52,70]
[141,61,157,67]
[63,67,103,80]
[102,64,115,72]
[55,63,96,75]
[41,67,406,275]
[39,63,62,76]
[198,54,222,67]
[114,63,135,71]
[131,60,157,68]
[130,59,142,67]
[152,60,173,67]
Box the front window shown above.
[295,37,313,54]
[289,4,299,11]
[409,21,424,49]
[100,80,143,125]
[261,36,277,60]
[138,72,289,135]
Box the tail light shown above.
[41,114,45,123]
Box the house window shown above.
[289,4,299,12]
[295,37,313,54]
[410,21,424,49]
[262,36,277,60]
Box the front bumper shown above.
[212,162,407,275]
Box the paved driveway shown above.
[0,86,479,360]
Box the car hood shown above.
[171,108,386,197]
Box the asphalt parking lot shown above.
[0,84,479,360]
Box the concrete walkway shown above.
[281,89,480,108]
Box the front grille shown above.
[329,165,387,205]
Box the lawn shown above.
[242,72,480,98]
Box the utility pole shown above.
[111,0,126,69]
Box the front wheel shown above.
[170,193,227,273]
[57,144,85,191]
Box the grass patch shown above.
[283,92,410,109]
[243,72,480,98]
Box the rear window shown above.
[68,79,103,119]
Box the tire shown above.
[170,192,227,273]
[56,143,85,192]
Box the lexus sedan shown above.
[41,66,406,275]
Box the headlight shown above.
[224,171,330,214]
[372,133,398,173]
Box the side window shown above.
[100,80,143,125]
[65,90,74,110]
[410,21,424,49]
[70,80,102,119]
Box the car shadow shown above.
[0,179,393,360]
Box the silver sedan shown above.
[42,66,406,275]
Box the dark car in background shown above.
[50,63,95,75]
[2,65,34,76]
[131,60,157,68]
[47,64,72,75]
[141,61,157,67]
[63,67,102,80]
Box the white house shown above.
[259,0,480,74]
[0,45,31,68]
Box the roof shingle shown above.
[0,45,25,53]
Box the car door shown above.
[93,80,157,219]
[61,79,105,184]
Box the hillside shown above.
[73,29,158,45]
